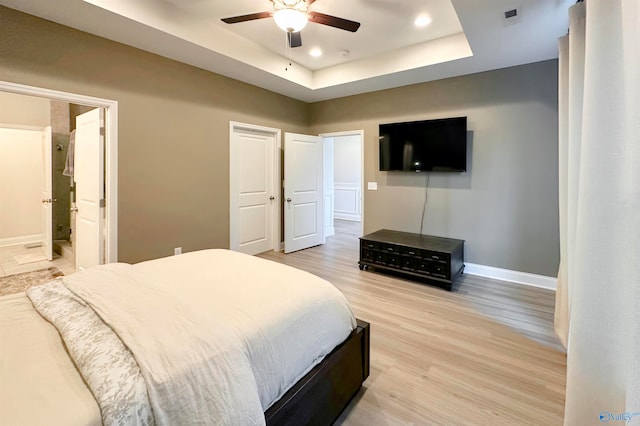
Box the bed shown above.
[0,249,370,425]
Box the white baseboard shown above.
[334,213,361,221]
[0,234,43,248]
[464,263,557,291]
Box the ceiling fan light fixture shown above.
[274,8,308,33]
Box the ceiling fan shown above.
[221,0,361,48]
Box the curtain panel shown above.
[557,1,640,424]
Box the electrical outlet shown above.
[174,247,182,255]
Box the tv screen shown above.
[379,117,467,172]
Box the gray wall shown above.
[311,60,560,276]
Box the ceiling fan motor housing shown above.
[272,0,309,33]
[272,0,308,13]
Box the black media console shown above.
[359,229,464,291]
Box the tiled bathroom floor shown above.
[0,244,75,277]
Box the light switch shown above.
[367,182,378,190]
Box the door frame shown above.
[229,121,281,253]
[0,80,119,264]
[42,126,53,260]
[319,130,365,237]
[322,137,335,239]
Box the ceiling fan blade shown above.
[221,11,272,24]
[288,32,302,48]
[308,11,361,32]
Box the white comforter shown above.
[27,249,356,425]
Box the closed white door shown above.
[41,126,53,260]
[229,124,278,255]
[74,108,104,270]
[284,133,323,253]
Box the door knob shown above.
[269,196,275,201]
[286,198,292,202]
[70,207,78,212]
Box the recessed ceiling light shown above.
[414,14,432,28]
[309,48,322,57]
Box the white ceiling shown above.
[0,0,572,102]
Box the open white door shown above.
[74,108,104,270]
[284,133,323,253]
[229,123,278,255]
[41,126,53,260]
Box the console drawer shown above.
[415,259,433,274]
[422,250,449,263]
[401,256,415,270]
[380,244,401,256]
[431,263,447,277]
[374,252,387,265]
[387,253,401,267]
[362,249,376,262]
[401,247,420,257]
[362,241,378,251]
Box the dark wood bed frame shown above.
[265,319,370,426]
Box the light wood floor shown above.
[259,221,566,425]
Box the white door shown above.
[284,133,323,253]
[40,126,53,260]
[74,108,104,270]
[229,123,278,255]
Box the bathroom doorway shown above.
[0,81,118,277]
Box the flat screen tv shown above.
[379,117,467,172]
